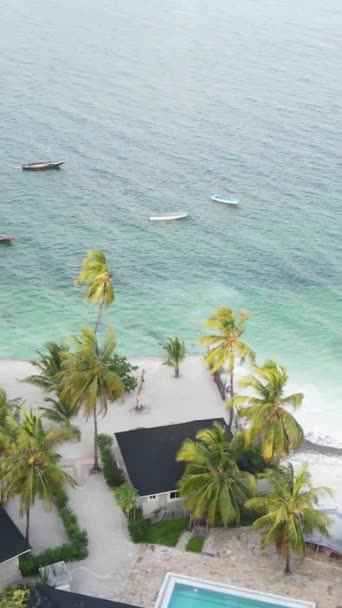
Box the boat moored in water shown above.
[21,161,64,171]
[0,237,15,244]
[211,195,239,206]
[149,212,189,222]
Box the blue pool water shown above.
[168,583,292,608]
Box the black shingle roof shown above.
[32,586,138,608]
[115,417,231,496]
[0,508,31,563]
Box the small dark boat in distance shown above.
[21,161,64,171]
[0,237,15,244]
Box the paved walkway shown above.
[66,465,138,600]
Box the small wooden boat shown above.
[149,212,189,222]
[21,161,64,171]
[211,195,239,206]
[0,237,15,244]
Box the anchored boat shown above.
[149,212,189,222]
[22,161,64,171]
[0,237,15,244]
[211,195,239,206]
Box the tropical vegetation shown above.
[177,421,255,525]
[23,342,67,395]
[97,433,125,487]
[19,488,88,576]
[245,464,332,573]
[229,360,304,460]
[40,398,80,441]
[114,482,139,517]
[59,327,124,471]
[0,249,333,577]
[76,249,114,333]
[0,409,76,541]
[162,336,186,378]
[200,307,254,428]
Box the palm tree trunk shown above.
[92,403,100,472]
[284,548,291,574]
[25,507,30,542]
[94,298,105,335]
[227,371,234,430]
[175,365,179,378]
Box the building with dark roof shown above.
[30,586,139,608]
[0,507,31,590]
[114,418,231,517]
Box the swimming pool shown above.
[155,574,315,608]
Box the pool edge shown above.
[154,573,316,608]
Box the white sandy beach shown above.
[0,356,341,506]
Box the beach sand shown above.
[0,356,341,505]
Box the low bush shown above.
[243,444,266,475]
[108,355,138,393]
[128,509,150,543]
[186,536,205,553]
[97,433,125,488]
[19,490,88,576]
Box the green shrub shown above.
[243,444,266,474]
[128,512,150,543]
[186,537,205,553]
[19,490,88,576]
[97,434,125,488]
[0,587,29,608]
[108,355,138,393]
[97,433,113,450]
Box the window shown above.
[169,491,179,500]
[148,495,157,501]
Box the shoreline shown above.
[0,356,341,506]
[0,356,342,454]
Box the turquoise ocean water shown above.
[1,0,342,413]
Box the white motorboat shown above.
[149,212,189,221]
[211,195,239,206]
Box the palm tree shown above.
[23,342,68,395]
[76,250,114,333]
[177,422,255,526]
[40,398,81,441]
[0,389,21,426]
[200,307,254,429]
[0,389,22,505]
[59,327,124,471]
[230,360,304,460]
[2,410,76,541]
[245,464,332,573]
[162,337,186,378]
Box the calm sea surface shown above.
[1,0,342,411]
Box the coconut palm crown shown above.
[229,360,304,460]
[177,422,255,526]
[245,464,332,573]
[200,307,254,428]
[1,409,76,541]
[23,342,67,395]
[59,327,124,471]
[162,337,186,378]
[76,250,114,332]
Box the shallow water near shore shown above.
[1,0,342,440]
